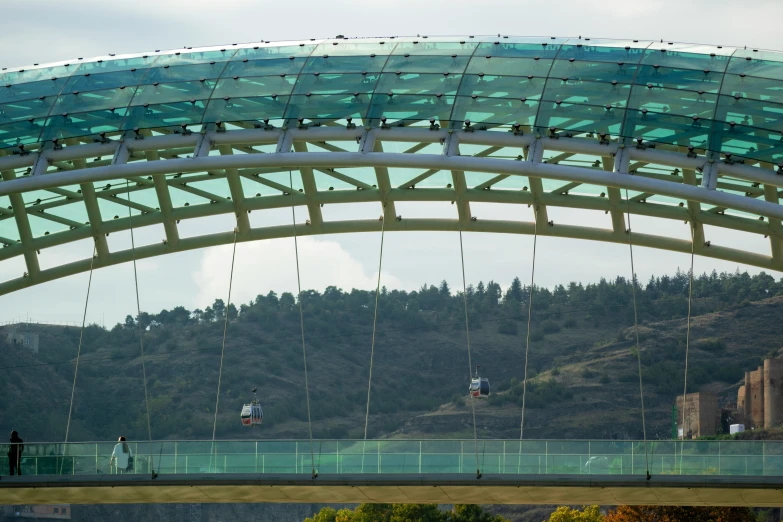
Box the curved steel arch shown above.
[1,36,783,294]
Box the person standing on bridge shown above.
[8,430,23,476]
[109,436,133,474]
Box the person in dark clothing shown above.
[8,431,23,476]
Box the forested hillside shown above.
[1,269,782,443]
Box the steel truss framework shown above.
[1,36,783,295]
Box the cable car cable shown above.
[362,204,387,472]
[289,168,317,479]
[624,188,650,480]
[125,179,156,478]
[679,222,696,473]
[209,227,239,470]
[519,204,539,442]
[457,219,481,479]
[60,238,98,473]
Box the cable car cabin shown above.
[469,377,490,398]
[241,402,263,426]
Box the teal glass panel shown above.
[302,55,387,74]
[1,64,79,86]
[542,78,631,108]
[623,110,714,148]
[375,73,462,95]
[385,55,470,74]
[476,39,563,59]
[536,101,626,135]
[213,77,296,99]
[715,96,783,131]
[0,119,43,148]
[392,40,478,56]
[368,94,454,122]
[313,41,394,56]
[53,87,136,114]
[203,96,289,123]
[223,57,307,78]
[285,94,369,121]
[232,44,319,60]
[466,56,551,77]
[122,101,207,129]
[154,50,234,67]
[40,108,126,141]
[458,74,546,100]
[627,85,718,118]
[145,62,227,84]
[75,56,158,75]
[634,65,722,94]
[549,60,635,84]
[712,122,783,164]
[1,78,69,103]
[293,73,381,95]
[0,97,56,122]
[558,44,647,64]
[641,45,731,72]
[727,58,783,81]
[721,74,783,105]
[62,69,147,94]
[130,81,215,106]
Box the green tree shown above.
[548,505,604,522]
[604,505,756,522]
[449,504,508,522]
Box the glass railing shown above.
[2,439,782,477]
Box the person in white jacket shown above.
[109,436,132,474]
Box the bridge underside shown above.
[2,474,783,506]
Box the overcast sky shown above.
[0,0,781,327]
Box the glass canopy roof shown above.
[1,36,782,165]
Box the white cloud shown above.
[193,237,401,309]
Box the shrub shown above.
[563,317,577,329]
[581,368,596,379]
[551,366,561,376]
[599,373,611,384]
[541,320,561,334]
[498,319,519,335]
[530,330,545,342]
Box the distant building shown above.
[737,358,783,428]
[676,392,719,438]
[4,329,39,353]
[1,505,70,519]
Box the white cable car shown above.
[241,387,263,426]
[469,365,490,398]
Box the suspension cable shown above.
[125,180,155,477]
[519,204,539,441]
[61,238,98,472]
[457,220,481,479]
[210,227,239,471]
[361,204,387,472]
[289,169,316,479]
[624,188,650,479]
[679,222,696,473]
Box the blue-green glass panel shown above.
[0,78,69,103]
[53,87,136,114]
[721,74,783,105]
[634,65,722,94]
[548,61,635,84]
[627,85,718,118]
[558,44,646,64]
[640,46,731,72]
[727,57,783,81]
[392,40,478,56]
[542,79,631,107]
[154,50,233,67]
[466,56,551,77]
[213,77,296,99]
[75,56,158,75]
[385,55,470,74]
[375,73,462,96]
[714,96,783,132]
[203,96,289,123]
[0,119,43,148]
[233,44,318,60]
[476,40,563,59]
[623,110,714,147]
[0,97,57,121]
[41,109,126,141]
[284,94,368,121]
[145,62,227,84]
[458,75,545,100]
[130,81,215,106]
[713,122,783,164]
[368,94,453,122]
[122,101,207,129]
[313,41,394,56]
[62,69,147,94]
[1,64,79,86]
[536,101,626,134]
[302,55,387,74]
[293,73,381,95]
[223,57,306,78]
